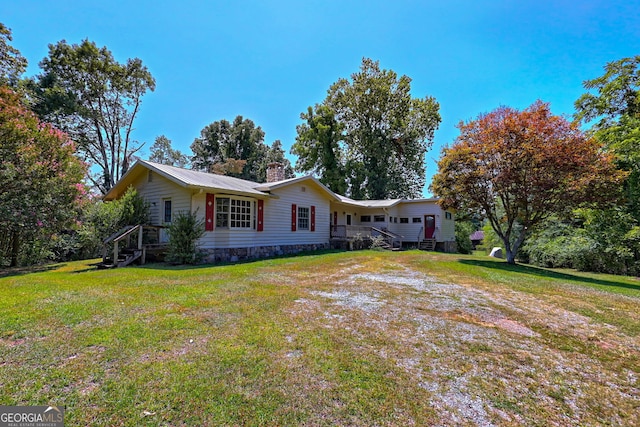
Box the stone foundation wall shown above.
[200,243,330,263]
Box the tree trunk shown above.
[505,249,517,264]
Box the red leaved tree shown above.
[431,101,625,264]
[0,86,86,266]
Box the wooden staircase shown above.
[372,227,404,251]
[99,249,143,269]
[419,238,437,251]
[97,225,163,269]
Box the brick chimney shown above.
[266,162,285,183]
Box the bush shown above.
[523,210,640,275]
[166,210,205,264]
[455,221,475,254]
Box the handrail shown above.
[113,224,143,243]
[103,225,136,245]
[371,227,404,240]
[371,227,403,249]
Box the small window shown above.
[163,199,172,223]
[360,215,371,223]
[445,212,453,220]
[374,215,385,222]
[400,218,409,224]
[298,207,310,230]
[413,217,422,223]
[394,217,398,223]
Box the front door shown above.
[424,215,435,239]
[346,214,352,226]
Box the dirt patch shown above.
[292,264,640,426]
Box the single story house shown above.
[103,160,456,263]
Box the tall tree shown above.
[431,101,625,264]
[0,87,86,266]
[190,115,267,181]
[30,39,155,194]
[291,104,347,194]
[0,23,27,86]
[574,55,640,220]
[304,58,440,199]
[149,135,189,167]
[258,139,295,181]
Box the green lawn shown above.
[1,251,639,426]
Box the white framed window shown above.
[413,217,422,223]
[374,215,385,222]
[445,211,453,220]
[400,217,409,223]
[360,215,371,223]
[298,207,310,230]
[216,197,253,229]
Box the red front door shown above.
[424,215,436,239]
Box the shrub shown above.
[166,210,205,264]
[455,220,475,254]
[523,210,640,275]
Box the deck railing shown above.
[330,225,374,239]
[330,225,404,248]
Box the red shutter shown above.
[257,199,264,232]
[333,211,338,226]
[205,193,215,231]
[311,205,316,232]
[291,204,297,231]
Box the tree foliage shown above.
[293,58,440,199]
[30,39,155,194]
[0,87,86,267]
[575,55,640,221]
[292,104,347,194]
[260,139,295,181]
[0,23,27,86]
[191,115,267,181]
[523,210,640,275]
[454,220,476,255]
[190,116,293,182]
[149,135,189,167]
[431,101,625,264]
[574,55,640,128]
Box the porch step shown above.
[419,239,436,251]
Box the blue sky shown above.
[2,0,639,196]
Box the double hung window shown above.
[216,197,253,229]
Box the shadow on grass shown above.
[0,264,63,278]
[137,249,346,271]
[458,259,640,294]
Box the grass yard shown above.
[1,250,639,426]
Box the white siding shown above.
[395,201,455,243]
[130,171,192,225]
[194,181,332,249]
